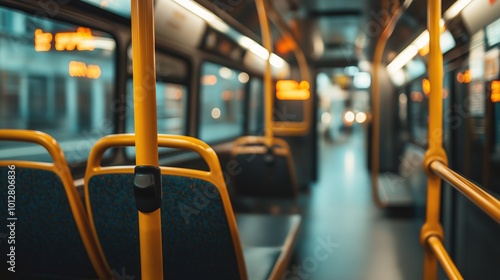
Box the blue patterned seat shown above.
[85,134,301,280]
[87,174,241,279]
[231,136,299,198]
[0,129,111,280]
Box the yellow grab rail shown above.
[0,129,113,280]
[371,0,413,208]
[131,0,163,279]
[266,1,311,136]
[430,161,500,223]
[255,0,273,147]
[422,2,499,279]
[427,236,463,280]
[421,0,447,279]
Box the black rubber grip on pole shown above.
[133,166,162,213]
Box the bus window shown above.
[199,62,246,143]
[248,78,264,134]
[81,0,130,18]
[125,80,187,156]
[407,81,428,145]
[0,6,116,164]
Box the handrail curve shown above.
[430,161,500,223]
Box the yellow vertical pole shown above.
[421,0,447,279]
[131,0,163,279]
[256,0,273,147]
[260,2,312,135]
[371,0,413,208]
[371,33,386,209]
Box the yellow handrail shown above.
[422,0,500,278]
[265,1,311,136]
[131,0,163,279]
[427,236,463,280]
[430,161,500,223]
[421,0,447,279]
[0,129,113,279]
[255,0,273,147]
[371,0,413,208]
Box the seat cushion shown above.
[88,173,241,279]
[236,214,301,280]
[237,214,301,247]
[0,167,96,278]
[233,153,296,197]
[243,247,281,280]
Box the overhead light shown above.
[443,0,473,21]
[413,31,430,49]
[388,68,407,87]
[173,0,229,32]
[237,35,287,68]
[174,0,287,70]
[237,36,255,49]
[387,0,470,75]
[250,43,269,60]
[270,53,285,68]
[387,45,418,74]
[80,37,116,51]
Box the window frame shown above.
[0,3,121,174]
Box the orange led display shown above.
[69,61,101,79]
[276,80,310,101]
[34,29,53,52]
[492,81,500,103]
[34,27,95,52]
[56,27,95,51]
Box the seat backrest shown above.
[0,129,110,279]
[84,134,247,279]
[230,136,299,198]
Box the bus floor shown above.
[288,127,424,280]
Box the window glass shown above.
[82,0,130,18]
[248,78,264,134]
[127,48,189,80]
[407,82,428,145]
[199,62,247,142]
[125,80,187,156]
[0,6,116,164]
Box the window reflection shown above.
[126,80,187,157]
[199,62,246,142]
[248,78,264,134]
[0,7,115,163]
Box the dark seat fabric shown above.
[87,173,240,279]
[233,153,295,197]
[0,167,97,279]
